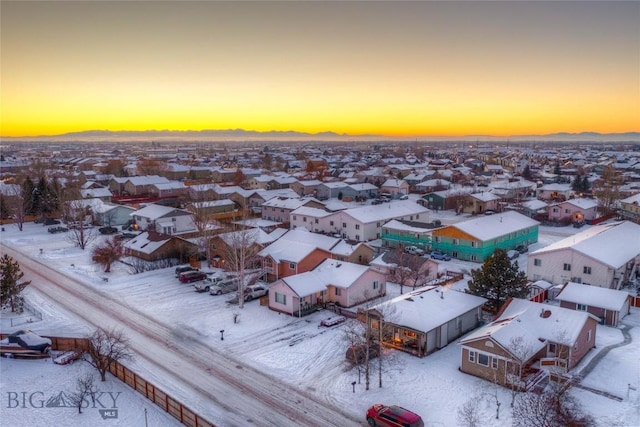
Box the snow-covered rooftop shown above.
[556,282,631,311]
[450,211,539,241]
[531,221,640,269]
[378,287,487,333]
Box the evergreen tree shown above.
[466,249,528,312]
[0,254,31,313]
[571,174,582,192]
[580,176,590,193]
[522,164,532,180]
[21,176,35,215]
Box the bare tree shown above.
[84,327,134,381]
[218,222,262,309]
[386,247,431,294]
[592,165,624,215]
[456,397,482,427]
[506,336,535,407]
[69,372,98,414]
[512,385,595,427]
[3,182,26,231]
[64,200,98,250]
[92,238,124,272]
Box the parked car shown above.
[366,404,424,427]
[98,226,118,235]
[515,244,528,254]
[243,283,269,301]
[209,279,238,295]
[429,251,451,261]
[47,226,68,234]
[507,249,520,260]
[399,194,409,200]
[43,218,61,226]
[405,246,424,256]
[175,265,198,278]
[179,271,207,283]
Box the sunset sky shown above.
[1,1,638,138]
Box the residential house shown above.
[341,183,379,201]
[268,259,386,316]
[122,231,199,262]
[547,198,598,224]
[93,203,136,227]
[619,192,640,224]
[556,282,631,326]
[290,200,430,242]
[415,179,451,194]
[123,176,171,196]
[258,228,339,281]
[363,287,487,357]
[519,199,548,219]
[329,240,375,265]
[148,181,188,199]
[369,250,439,288]
[290,180,323,197]
[420,189,470,212]
[461,192,501,215]
[316,181,349,200]
[80,187,113,202]
[460,298,598,389]
[380,179,410,198]
[430,211,539,262]
[381,219,437,251]
[527,221,640,289]
[207,227,286,269]
[261,197,325,224]
[131,204,197,235]
[536,183,572,202]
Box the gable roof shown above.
[377,287,487,333]
[448,211,539,241]
[257,228,339,262]
[556,282,630,311]
[462,298,597,352]
[132,204,192,220]
[343,200,429,223]
[531,221,640,269]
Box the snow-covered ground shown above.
[1,219,639,426]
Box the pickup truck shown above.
[194,275,230,293]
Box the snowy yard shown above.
[1,221,639,426]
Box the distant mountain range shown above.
[2,129,639,143]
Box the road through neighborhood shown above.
[1,243,362,427]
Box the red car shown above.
[179,271,207,283]
[366,404,424,427]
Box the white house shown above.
[527,221,640,289]
[130,204,197,235]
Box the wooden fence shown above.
[0,334,215,427]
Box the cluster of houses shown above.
[1,140,640,390]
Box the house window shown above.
[534,259,542,267]
[335,288,342,296]
[452,251,458,258]
[452,238,459,245]
[553,208,558,213]
[293,215,297,221]
[583,266,591,274]
[577,303,587,311]
[468,351,476,363]
[303,217,307,222]
[342,223,347,228]
[491,357,498,370]
[172,217,176,222]
[478,353,490,367]
[355,235,360,241]
[587,329,592,342]
[289,262,296,270]
[470,255,477,262]
[435,236,441,243]
[275,292,286,305]
[315,218,319,224]
[563,263,571,271]
[330,221,334,226]
[471,241,478,248]
[355,224,360,230]
[373,281,379,290]
[565,209,570,214]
